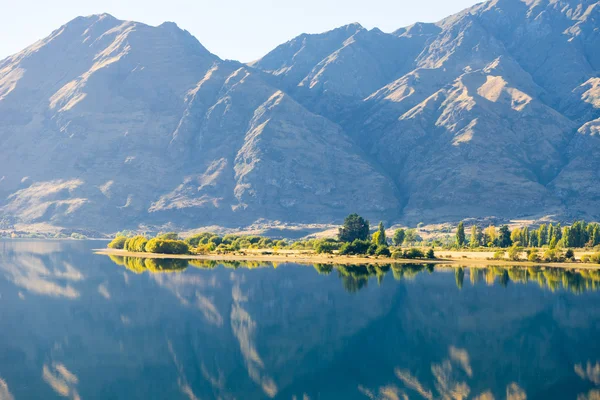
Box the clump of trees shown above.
[108,236,127,249]
[107,233,190,255]
[338,213,370,242]
[124,236,149,253]
[145,238,190,255]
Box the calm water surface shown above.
[1,240,600,399]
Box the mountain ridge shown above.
[0,0,599,232]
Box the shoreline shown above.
[95,248,600,269]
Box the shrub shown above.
[581,255,591,263]
[392,250,403,259]
[403,248,424,259]
[108,236,127,249]
[194,243,216,254]
[543,248,563,262]
[507,245,523,261]
[426,248,435,259]
[367,243,378,255]
[339,239,371,255]
[145,238,190,255]
[565,249,575,260]
[493,250,505,260]
[528,252,540,262]
[589,252,600,264]
[314,240,338,254]
[314,239,339,254]
[375,245,391,257]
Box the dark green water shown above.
[1,240,600,399]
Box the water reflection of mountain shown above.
[1,241,600,399]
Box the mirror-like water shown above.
[1,240,600,399]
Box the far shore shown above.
[95,248,600,269]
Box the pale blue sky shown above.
[1,0,481,62]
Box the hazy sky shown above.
[1,0,481,62]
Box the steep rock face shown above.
[0,15,399,230]
[253,0,600,223]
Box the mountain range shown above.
[0,0,599,232]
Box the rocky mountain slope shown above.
[0,0,599,232]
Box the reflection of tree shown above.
[576,361,600,399]
[361,347,527,400]
[463,266,600,294]
[313,263,333,275]
[455,268,465,290]
[336,265,369,293]
[104,255,600,295]
[110,256,188,274]
[107,256,277,274]
[336,265,385,293]
[391,264,428,281]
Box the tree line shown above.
[455,220,600,249]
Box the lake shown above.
[1,240,600,399]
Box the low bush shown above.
[528,252,540,262]
[193,243,216,254]
[543,248,564,262]
[507,245,523,261]
[375,245,391,257]
[493,250,505,260]
[403,248,424,259]
[392,250,403,259]
[367,243,378,256]
[339,239,371,255]
[565,249,575,260]
[426,248,435,259]
[145,238,190,255]
[108,236,127,249]
[313,239,339,254]
[584,252,600,264]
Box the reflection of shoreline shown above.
[96,248,600,269]
[106,255,600,295]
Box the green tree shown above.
[108,236,127,249]
[392,229,406,246]
[498,225,512,248]
[456,221,466,247]
[469,225,479,248]
[484,225,496,246]
[373,221,386,246]
[404,229,421,245]
[338,214,370,243]
[145,239,190,255]
[538,224,547,246]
